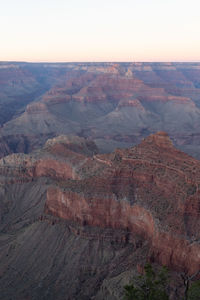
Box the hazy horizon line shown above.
[1,60,200,64]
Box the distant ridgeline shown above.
[0,62,200,160]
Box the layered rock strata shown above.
[1,62,200,159]
[0,133,199,276]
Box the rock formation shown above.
[0,132,199,299]
[0,62,200,159]
[1,61,200,299]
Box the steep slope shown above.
[0,64,44,125]
[45,132,200,274]
[1,65,200,158]
[0,135,147,300]
[0,62,87,130]
[0,132,199,299]
[0,63,91,157]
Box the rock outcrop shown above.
[1,62,200,159]
[1,133,199,279]
[1,61,200,299]
[43,132,200,275]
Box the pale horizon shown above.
[1,60,200,63]
[1,0,200,62]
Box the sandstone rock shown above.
[0,132,200,299]
[1,62,200,158]
[44,132,200,274]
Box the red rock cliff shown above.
[0,133,199,274]
[44,132,200,274]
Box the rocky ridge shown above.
[0,133,199,280]
[44,132,200,275]
[0,62,200,159]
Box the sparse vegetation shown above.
[182,271,200,300]
[188,280,200,300]
[123,263,169,300]
[124,265,200,300]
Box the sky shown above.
[0,0,200,62]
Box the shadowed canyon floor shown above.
[0,132,200,299]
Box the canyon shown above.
[0,132,200,299]
[0,62,200,299]
[0,62,200,159]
